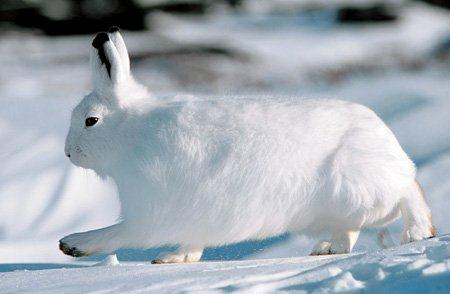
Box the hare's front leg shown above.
[59,223,125,257]
[151,246,203,264]
[310,230,360,255]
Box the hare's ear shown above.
[90,32,127,92]
[108,26,130,76]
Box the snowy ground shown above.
[1,236,450,292]
[0,1,450,292]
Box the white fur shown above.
[60,30,435,262]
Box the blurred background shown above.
[0,0,449,264]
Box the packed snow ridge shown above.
[1,235,449,293]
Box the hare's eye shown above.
[85,117,99,127]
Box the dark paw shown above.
[430,226,437,238]
[151,259,164,264]
[108,26,120,33]
[59,240,87,257]
[310,250,332,256]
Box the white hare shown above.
[60,27,436,263]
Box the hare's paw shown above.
[402,225,437,244]
[152,247,203,264]
[310,240,350,255]
[59,240,88,257]
[310,241,332,255]
[310,231,360,255]
[151,252,187,264]
[59,233,95,257]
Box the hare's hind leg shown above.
[152,245,203,264]
[310,230,360,255]
[400,181,436,243]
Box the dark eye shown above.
[85,117,99,127]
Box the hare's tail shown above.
[399,180,436,243]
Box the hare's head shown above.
[65,27,149,172]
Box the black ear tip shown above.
[92,32,109,49]
[108,26,120,33]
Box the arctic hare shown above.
[60,27,436,263]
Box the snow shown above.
[326,271,365,292]
[422,260,450,276]
[406,258,431,270]
[93,255,120,267]
[1,236,449,292]
[0,1,449,292]
[426,244,450,261]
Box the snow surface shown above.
[1,236,450,293]
[0,2,450,292]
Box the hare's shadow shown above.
[0,263,86,273]
[81,234,289,262]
